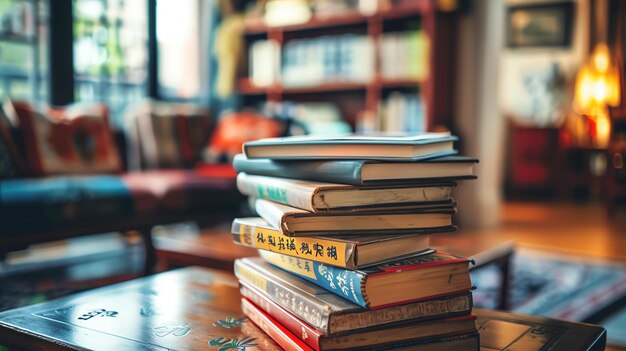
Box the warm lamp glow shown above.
[595,107,612,148]
[573,43,622,114]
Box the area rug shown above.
[603,305,626,348]
[471,248,626,322]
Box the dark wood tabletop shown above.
[0,267,281,351]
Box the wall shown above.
[500,0,589,126]
[455,0,506,229]
[454,0,589,229]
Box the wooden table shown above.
[155,228,516,310]
[0,267,606,351]
[155,228,516,311]
[432,233,516,311]
[154,227,259,272]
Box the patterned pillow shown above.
[5,100,121,176]
[0,102,25,178]
[204,111,285,163]
[0,133,19,178]
[126,100,213,169]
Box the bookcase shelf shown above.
[245,11,368,35]
[238,78,423,96]
[379,78,423,89]
[244,2,431,35]
[238,0,459,132]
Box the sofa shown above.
[0,100,284,273]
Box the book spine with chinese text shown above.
[232,219,358,269]
[259,250,368,307]
[234,259,333,331]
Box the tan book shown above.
[255,198,456,236]
[237,173,453,213]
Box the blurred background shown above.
[1,0,626,349]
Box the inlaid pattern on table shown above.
[0,267,282,351]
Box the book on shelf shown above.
[233,154,477,185]
[250,39,281,87]
[379,91,426,133]
[259,101,352,135]
[380,29,429,81]
[280,34,374,87]
[258,250,472,309]
[475,308,606,351]
[242,133,457,160]
[242,297,477,351]
[237,172,454,213]
[255,198,456,236]
[231,217,432,269]
[235,257,474,335]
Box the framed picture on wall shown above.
[507,2,574,48]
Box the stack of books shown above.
[231,133,479,350]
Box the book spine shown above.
[232,221,357,269]
[241,284,323,351]
[254,199,287,233]
[242,298,315,351]
[233,155,365,185]
[370,332,479,351]
[234,260,332,332]
[237,173,316,212]
[328,292,473,334]
[259,251,368,308]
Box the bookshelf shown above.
[237,0,459,132]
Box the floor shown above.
[458,201,626,351]
[458,201,626,262]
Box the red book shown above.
[235,256,474,335]
[242,297,315,351]
[241,282,324,350]
[241,287,477,350]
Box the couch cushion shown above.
[4,100,121,176]
[0,166,240,237]
[122,165,239,213]
[0,176,134,233]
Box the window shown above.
[156,0,202,101]
[73,0,147,126]
[0,0,48,102]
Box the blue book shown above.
[242,132,457,160]
[233,154,477,185]
[259,250,472,309]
